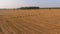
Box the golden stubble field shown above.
[0,9,60,34]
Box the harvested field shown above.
[0,9,60,34]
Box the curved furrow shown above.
[11,22,33,34]
[15,22,43,34]
[15,18,47,34]
[0,26,4,34]
[9,23,24,34]
[20,18,50,33]
[18,21,49,34]
[13,22,34,34]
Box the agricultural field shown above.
[0,9,60,34]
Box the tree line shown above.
[18,7,40,9]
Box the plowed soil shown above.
[0,9,60,34]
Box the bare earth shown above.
[0,9,60,34]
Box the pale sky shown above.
[0,0,60,8]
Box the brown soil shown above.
[0,9,60,34]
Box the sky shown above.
[0,0,60,8]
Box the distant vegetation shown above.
[18,7,40,9]
[17,7,60,9]
[0,7,60,10]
